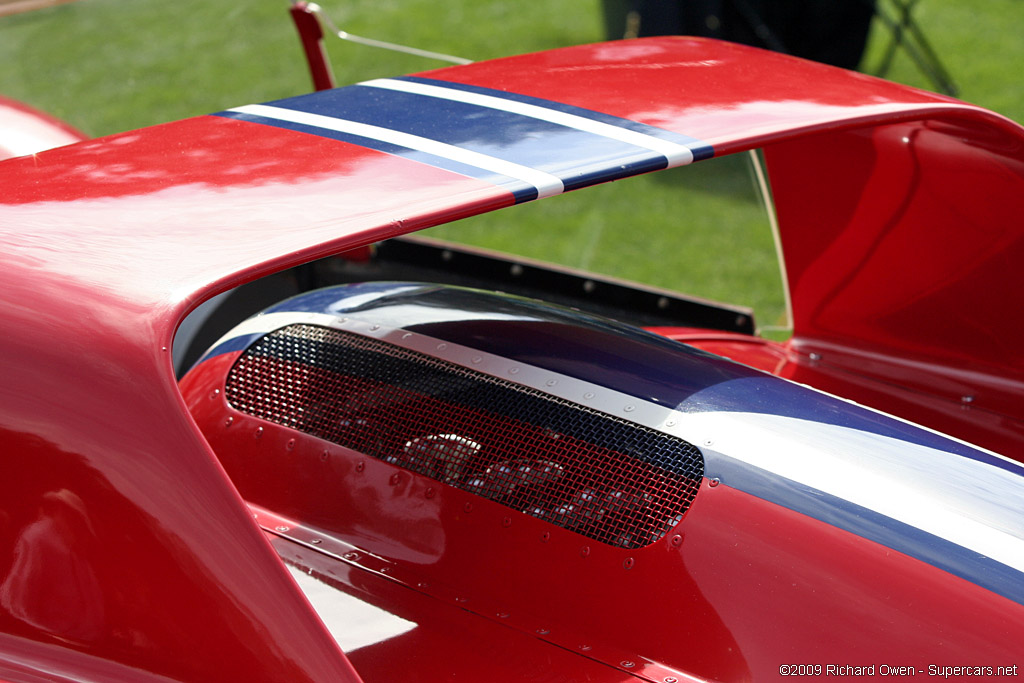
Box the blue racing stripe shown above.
[706,452,1024,606]
[215,77,715,202]
[398,76,716,161]
[213,109,538,203]
[266,85,673,188]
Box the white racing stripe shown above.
[226,104,565,198]
[361,77,697,167]
[688,411,1024,576]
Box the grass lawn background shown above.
[2,0,1021,332]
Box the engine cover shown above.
[180,281,1024,681]
[180,282,772,550]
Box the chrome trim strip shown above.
[214,310,687,433]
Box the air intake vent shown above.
[225,324,703,549]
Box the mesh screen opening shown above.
[225,324,704,549]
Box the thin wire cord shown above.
[303,2,472,65]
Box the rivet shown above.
[536,628,550,635]
[472,356,482,364]
[502,516,512,528]
[665,678,679,683]
[320,450,329,462]
[809,352,822,361]
[402,332,413,339]
[275,526,290,532]
[546,379,557,387]
[310,538,322,545]
[370,324,380,331]
[390,473,401,485]
[583,392,595,400]
[441,250,453,262]
[510,264,524,276]
[464,502,473,513]
[425,487,436,499]
[379,567,389,574]
[343,552,359,561]
[583,280,596,293]
[455,597,468,603]
[657,296,670,309]
[624,405,635,412]
[670,535,683,548]
[224,416,234,428]
[623,557,635,570]
[497,612,509,619]
[355,461,365,472]
[961,395,975,404]
[437,343,447,351]
[579,645,592,652]
[666,419,676,427]
[208,389,220,400]
[253,426,264,439]
[286,438,296,451]
[540,531,550,543]
[736,314,747,327]
[580,546,591,557]
[703,439,713,447]
[509,367,520,375]
[621,661,636,669]
[709,477,720,487]
[417,582,429,589]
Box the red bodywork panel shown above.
[179,348,1024,681]
[1,37,1022,681]
[768,124,1024,454]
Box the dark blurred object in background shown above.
[602,0,877,70]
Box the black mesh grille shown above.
[225,324,704,549]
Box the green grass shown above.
[861,0,1024,121]
[2,0,1021,332]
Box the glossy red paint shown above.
[0,291,362,680]
[678,484,1024,671]
[422,37,970,154]
[767,121,1024,455]
[179,352,1024,679]
[2,37,1023,681]
[267,536,664,683]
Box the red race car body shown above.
[1,36,1022,682]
